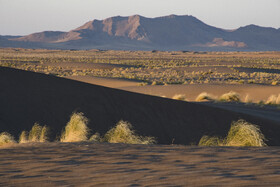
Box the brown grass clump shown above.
[60,112,89,142]
[195,92,215,102]
[225,120,266,146]
[89,132,101,142]
[172,94,187,101]
[219,91,240,102]
[103,120,156,144]
[199,119,266,147]
[28,123,43,142]
[265,94,280,105]
[0,132,16,146]
[19,131,28,143]
[198,136,223,146]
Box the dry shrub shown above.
[219,91,240,102]
[196,92,215,102]
[172,94,187,101]
[0,132,16,146]
[225,120,266,146]
[40,126,49,142]
[199,119,266,147]
[103,120,156,144]
[89,132,101,142]
[19,131,28,143]
[60,112,89,142]
[266,94,280,105]
[29,123,43,142]
[198,136,223,146]
[244,94,253,103]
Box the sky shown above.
[0,0,279,36]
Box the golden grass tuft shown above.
[199,119,266,147]
[0,132,16,146]
[265,94,280,105]
[28,123,43,142]
[172,94,187,101]
[60,112,89,142]
[195,92,215,102]
[225,120,266,146]
[103,120,156,144]
[19,131,28,143]
[219,91,240,102]
[40,126,49,142]
[89,132,101,142]
[198,136,223,146]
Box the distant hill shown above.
[1,15,280,51]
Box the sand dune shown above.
[1,67,280,145]
[1,142,280,186]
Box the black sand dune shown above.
[0,67,279,145]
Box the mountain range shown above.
[1,15,280,51]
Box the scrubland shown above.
[1,49,280,86]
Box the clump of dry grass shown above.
[19,131,28,143]
[60,112,89,142]
[225,120,266,146]
[265,94,280,105]
[89,132,101,142]
[199,119,266,147]
[195,92,215,102]
[172,94,187,101]
[198,136,223,146]
[0,132,16,146]
[103,120,156,144]
[40,126,49,142]
[28,123,43,142]
[19,123,49,143]
[219,91,240,102]
[244,94,253,103]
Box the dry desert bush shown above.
[265,94,280,105]
[172,94,187,101]
[60,112,89,142]
[219,91,240,102]
[0,132,16,146]
[103,120,156,144]
[195,92,215,102]
[199,119,266,147]
[19,123,49,143]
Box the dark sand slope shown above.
[0,67,279,145]
[1,142,280,186]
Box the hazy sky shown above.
[0,0,279,35]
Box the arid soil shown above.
[66,75,280,102]
[1,142,280,186]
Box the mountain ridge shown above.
[2,14,280,51]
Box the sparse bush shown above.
[29,123,43,142]
[198,119,266,147]
[219,91,240,102]
[19,131,28,143]
[172,94,187,101]
[60,112,89,142]
[103,120,156,144]
[225,120,266,146]
[40,126,49,142]
[196,92,215,102]
[89,132,101,142]
[266,94,280,105]
[198,135,223,146]
[244,94,253,103]
[0,132,16,146]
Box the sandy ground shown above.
[66,75,280,102]
[1,142,280,186]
